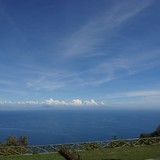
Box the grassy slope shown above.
[79,144,160,160]
[0,153,65,160]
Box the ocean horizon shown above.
[0,109,159,145]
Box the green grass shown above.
[0,144,160,160]
[0,152,65,160]
[79,144,160,160]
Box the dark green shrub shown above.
[82,142,100,150]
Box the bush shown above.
[81,142,100,150]
[139,125,160,138]
[5,135,28,146]
[18,136,28,146]
[5,136,17,146]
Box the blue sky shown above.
[0,0,160,109]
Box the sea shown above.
[0,109,159,145]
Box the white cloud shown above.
[69,99,83,106]
[84,99,99,105]
[45,99,67,105]
[68,99,98,106]
[0,98,104,107]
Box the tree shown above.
[5,136,17,146]
[18,136,28,146]
[139,133,150,138]
[139,125,160,138]
[154,125,160,136]
[113,135,117,140]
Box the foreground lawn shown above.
[0,153,65,160]
[79,144,160,160]
[0,144,160,160]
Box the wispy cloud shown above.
[39,0,155,88]
[25,67,82,90]
[104,89,160,109]
[61,0,153,58]
[27,77,65,90]
[0,88,27,95]
[0,80,15,86]
[91,49,160,83]
[124,90,160,97]
[5,0,156,92]
[65,48,160,87]
[26,47,160,90]
[106,90,160,99]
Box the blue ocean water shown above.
[0,110,159,145]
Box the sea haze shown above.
[0,109,159,145]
